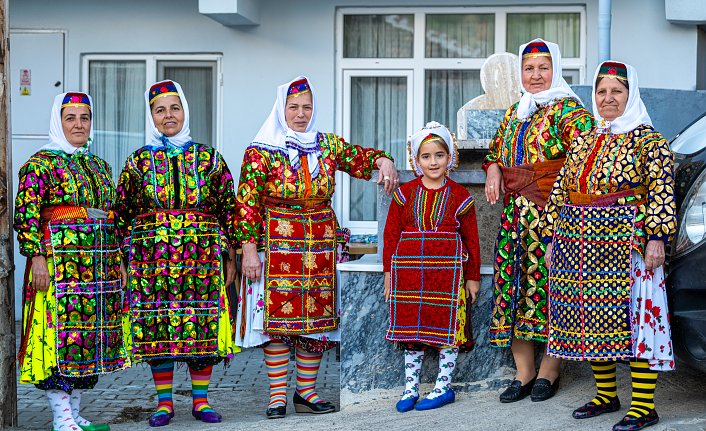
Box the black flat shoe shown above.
[530,376,560,402]
[293,392,335,414]
[266,405,286,419]
[612,410,659,431]
[499,376,536,403]
[573,398,621,419]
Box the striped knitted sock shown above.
[150,361,174,416]
[295,346,323,404]
[589,360,618,405]
[264,342,290,408]
[627,360,657,418]
[189,365,215,413]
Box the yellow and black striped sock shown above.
[589,360,618,405]
[627,360,657,418]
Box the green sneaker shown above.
[78,424,110,431]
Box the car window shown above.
[671,114,706,156]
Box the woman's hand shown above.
[384,272,391,302]
[120,260,128,289]
[545,243,553,270]
[465,280,480,304]
[225,248,237,286]
[31,255,50,292]
[644,240,665,270]
[484,163,504,205]
[376,157,399,195]
[241,242,262,282]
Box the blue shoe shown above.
[396,395,419,413]
[415,389,455,411]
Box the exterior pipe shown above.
[598,0,612,62]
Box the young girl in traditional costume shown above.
[383,121,481,412]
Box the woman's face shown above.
[521,56,553,94]
[285,92,313,132]
[595,78,629,122]
[151,95,185,137]
[61,105,91,147]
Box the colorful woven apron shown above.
[45,206,128,376]
[547,204,636,360]
[387,231,466,346]
[127,210,226,360]
[263,205,337,335]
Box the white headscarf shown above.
[591,61,652,135]
[41,91,93,154]
[252,75,321,178]
[408,121,458,176]
[144,80,193,149]
[516,38,582,121]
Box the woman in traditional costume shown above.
[383,122,481,412]
[115,80,239,427]
[485,38,593,402]
[543,61,675,431]
[15,92,129,431]
[235,76,398,418]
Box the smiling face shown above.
[284,92,313,132]
[150,95,185,137]
[61,105,91,147]
[595,78,629,122]
[416,138,450,182]
[521,56,553,94]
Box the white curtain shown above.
[349,77,407,221]
[88,61,145,182]
[426,70,482,134]
[425,14,494,58]
[343,14,414,58]
[507,13,580,58]
[160,64,214,145]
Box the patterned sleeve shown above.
[235,146,270,245]
[210,151,239,249]
[643,136,677,244]
[114,156,141,255]
[13,160,50,257]
[457,197,481,282]
[483,104,514,171]
[334,134,392,180]
[558,99,594,143]
[540,162,569,244]
[382,187,406,273]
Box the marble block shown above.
[339,269,514,405]
[457,110,507,150]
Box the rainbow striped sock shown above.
[190,365,215,413]
[150,361,174,416]
[264,342,290,408]
[295,347,323,404]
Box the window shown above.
[337,7,586,233]
[81,54,222,180]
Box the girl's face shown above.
[416,139,450,181]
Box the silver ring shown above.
[490,185,494,189]
[384,176,390,181]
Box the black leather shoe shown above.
[499,376,536,403]
[530,376,560,402]
[612,410,659,431]
[573,398,621,419]
[293,392,335,414]
[266,405,286,419]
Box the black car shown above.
[667,112,706,373]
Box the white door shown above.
[10,31,65,318]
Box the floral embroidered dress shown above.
[486,98,593,347]
[542,124,676,370]
[383,176,480,351]
[15,148,129,387]
[116,143,239,362]
[235,132,389,352]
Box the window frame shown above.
[335,6,586,234]
[80,53,224,151]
